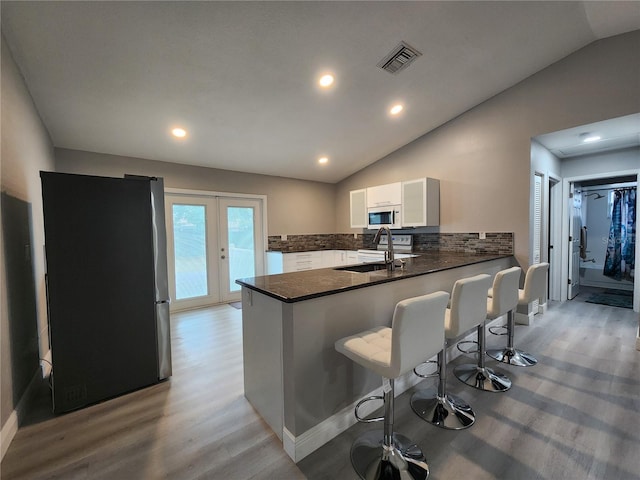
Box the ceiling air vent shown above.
[377,41,422,74]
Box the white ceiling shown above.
[2,1,639,183]
[535,113,640,159]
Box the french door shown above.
[166,193,264,310]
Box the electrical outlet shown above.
[353,233,358,239]
[479,232,486,240]
[281,234,287,241]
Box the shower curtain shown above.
[604,188,636,280]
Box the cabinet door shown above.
[350,189,368,228]
[283,252,322,272]
[366,183,401,207]
[402,178,426,226]
[402,178,440,227]
[328,250,345,267]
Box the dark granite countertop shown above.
[236,252,512,303]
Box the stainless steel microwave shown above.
[368,205,402,229]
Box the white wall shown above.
[335,31,640,269]
[1,35,55,455]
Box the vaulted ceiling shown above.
[2,1,639,183]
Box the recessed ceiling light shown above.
[390,104,404,115]
[583,135,601,143]
[319,74,334,88]
[318,156,329,165]
[172,127,187,138]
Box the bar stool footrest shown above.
[488,325,509,336]
[456,340,479,354]
[413,360,438,379]
[355,395,385,423]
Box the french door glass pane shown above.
[173,204,208,299]
[227,206,255,291]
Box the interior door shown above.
[568,185,582,299]
[218,198,265,302]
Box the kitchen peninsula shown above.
[236,252,514,462]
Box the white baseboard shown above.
[515,300,547,326]
[283,367,424,463]
[538,302,548,314]
[0,367,47,461]
[515,311,534,326]
[0,410,18,461]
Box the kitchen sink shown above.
[334,262,388,273]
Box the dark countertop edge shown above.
[237,254,512,304]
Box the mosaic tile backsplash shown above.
[267,232,513,255]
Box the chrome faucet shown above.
[373,226,395,271]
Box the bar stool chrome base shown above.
[486,347,537,367]
[453,364,511,392]
[351,430,429,480]
[410,388,475,430]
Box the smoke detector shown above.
[377,41,422,74]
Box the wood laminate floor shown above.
[2,291,639,479]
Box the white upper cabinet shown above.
[350,177,440,228]
[349,188,368,228]
[402,177,440,227]
[366,182,401,207]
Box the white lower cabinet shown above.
[283,251,323,272]
[268,250,359,273]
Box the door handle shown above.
[221,255,226,259]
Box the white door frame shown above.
[548,174,562,301]
[560,170,639,312]
[165,188,268,310]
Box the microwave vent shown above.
[377,41,422,75]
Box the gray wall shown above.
[561,146,640,179]
[1,37,55,431]
[335,31,640,268]
[55,148,337,236]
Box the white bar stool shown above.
[411,274,491,430]
[335,291,449,480]
[454,267,520,392]
[487,267,538,367]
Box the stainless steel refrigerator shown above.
[40,172,172,413]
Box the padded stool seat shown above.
[335,291,449,480]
